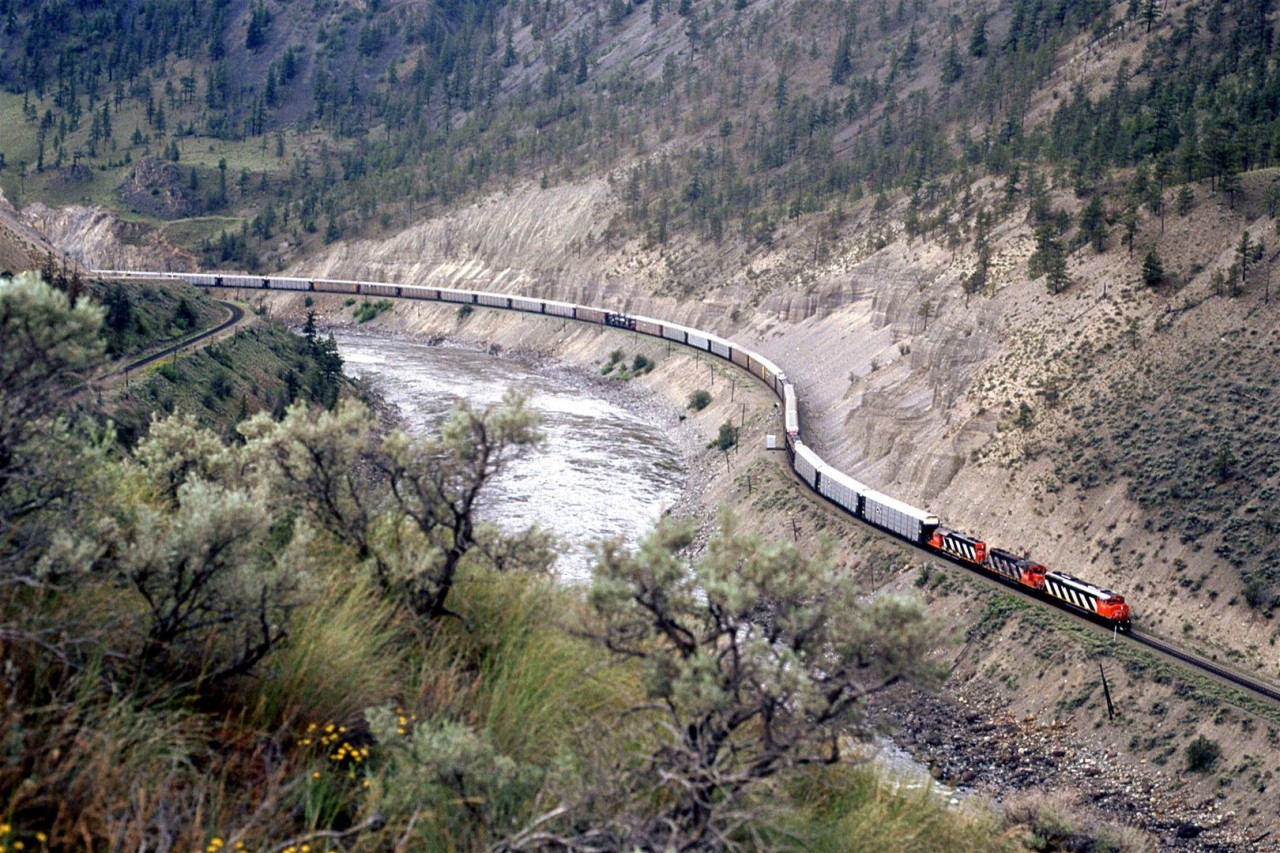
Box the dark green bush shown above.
[1185,735,1221,773]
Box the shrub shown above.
[709,421,738,451]
[688,390,712,411]
[355,299,393,323]
[632,354,654,374]
[1243,576,1268,609]
[1185,735,1221,773]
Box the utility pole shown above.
[1099,662,1114,721]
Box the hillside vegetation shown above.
[1,0,1276,274]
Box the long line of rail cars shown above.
[98,270,1132,631]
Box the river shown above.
[333,332,687,582]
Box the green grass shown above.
[0,94,42,199]
[160,216,249,253]
[243,573,405,733]
[108,319,339,445]
[463,571,635,765]
[774,764,1013,852]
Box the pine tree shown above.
[941,38,963,84]
[969,13,988,57]
[1079,195,1107,252]
[1142,249,1165,287]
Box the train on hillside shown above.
[97,270,1133,631]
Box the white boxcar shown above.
[543,300,575,318]
[783,384,799,436]
[273,277,311,290]
[686,331,710,351]
[511,296,543,313]
[708,335,731,359]
[819,465,866,517]
[477,293,509,308]
[221,275,260,289]
[792,442,822,489]
[440,289,473,303]
[662,324,687,343]
[861,490,939,543]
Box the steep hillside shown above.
[10,0,1280,844]
[0,189,70,275]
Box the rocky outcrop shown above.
[0,189,71,275]
[21,202,197,272]
[118,157,203,219]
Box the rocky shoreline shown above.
[873,683,1272,851]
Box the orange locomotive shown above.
[926,532,1130,630]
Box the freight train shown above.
[97,270,1133,631]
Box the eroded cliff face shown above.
[0,191,83,273]
[22,202,197,273]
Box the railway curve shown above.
[106,299,245,379]
[94,269,1280,708]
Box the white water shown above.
[334,333,686,582]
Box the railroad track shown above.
[754,379,1280,709]
[105,299,245,379]
[1128,629,1280,704]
